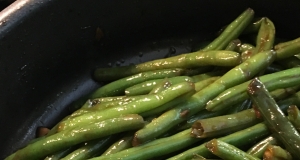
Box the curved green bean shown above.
[274,37,300,50]
[203,8,254,51]
[5,115,144,160]
[58,82,194,132]
[133,50,275,145]
[276,41,300,60]
[242,17,264,35]
[91,68,185,98]
[205,139,260,160]
[255,18,275,53]
[248,78,300,159]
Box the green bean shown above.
[149,78,171,94]
[182,67,213,76]
[263,145,293,160]
[91,96,127,103]
[90,129,201,160]
[265,64,283,74]
[192,70,225,82]
[225,39,241,51]
[274,37,300,50]
[277,90,300,113]
[168,123,270,160]
[94,50,241,81]
[177,109,226,131]
[5,114,144,160]
[247,135,278,158]
[102,135,133,156]
[205,139,260,160]
[287,105,300,131]
[277,57,300,68]
[140,90,195,117]
[275,41,300,60]
[241,48,255,62]
[247,78,300,159]
[195,77,220,92]
[242,17,264,35]
[203,8,254,51]
[191,109,259,138]
[238,43,255,53]
[61,136,114,160]
[125,76,194,96]
[133,50,275,145]
[58,82,194,132]
[271,85,300,101]
[255,18,275,53]
[206,67,300,111]
[91,68,185,98]
[45,146,79,160]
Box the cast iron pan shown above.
[1,0,300,159]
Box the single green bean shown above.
[58,82,194,132]
[263,145,293,160]
[238,43,255,53]
[91,68,185,97]
[275,41,300,60]
[203,8,254,51]
[61,136,114,160]
[192,70,225,82]
[125,76,194,96]
[101,135,133,156]
[255,18,275,53]
[5,115,144,160]
[44,146,79,160]
[274,37,300,50]
[206,67,300,111]
[195,77,220,92]
[168,123,270,160]
[271,85,300,101]
[90,129,201,160]
[242,17,264,35]
[205,139,260,160]
[133,50,275,145]
[247,135,278,158]
[225,39,241,51]
[177,109,226,131]
[140,90,195,117]
[182,67,213,76]
[287,105,300,132]
[94,51,241,81]
[191,109,259,138]
[149,78,171,94]
[248,78,300,159]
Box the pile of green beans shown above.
[6,8,300,160]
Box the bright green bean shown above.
[125,76,194,96]
[192,70,225,82]
[94,50,241,81]
[91,68,185,98]
[205,139,260,160]
[149,78,171,94]
[5,115,144,160]
[195,77,220,92]
[102,135,133,156]
[191,109,259,138]
[203,8,254,51]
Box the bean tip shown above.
[132,134,141,147]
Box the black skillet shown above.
[1,0,300,158]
